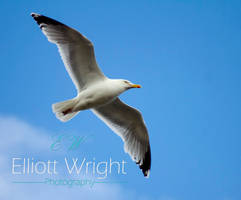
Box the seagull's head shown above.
[110,79,141,95]
[120,79,142,90]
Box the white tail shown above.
[52,98,79,122]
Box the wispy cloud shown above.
[0,115,51,152]
[0,115,151,200]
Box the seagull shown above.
[31,13,151,177]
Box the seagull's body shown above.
[31,13,151,177]
[66,79,132,112]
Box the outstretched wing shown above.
[31,13,106,92]
[92,98,151,177]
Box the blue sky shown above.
[0,0,241,199]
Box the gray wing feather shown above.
[31,13,106,92]
[92,98,151,177]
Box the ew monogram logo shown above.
[50,133,94,151]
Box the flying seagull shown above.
[31,13,151,177]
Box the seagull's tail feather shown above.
[52,98,79,122]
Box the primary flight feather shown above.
[31,13,151,177]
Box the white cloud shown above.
[0,115,51,152]
[0,179,127,200]
[0,115,149,200]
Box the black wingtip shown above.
[30,12,64,28]
[139,146,151,178]
[30,12,38,17]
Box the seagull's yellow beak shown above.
[131,84,141,88]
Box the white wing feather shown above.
[31,13,106,92]
[92,98,151,177]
